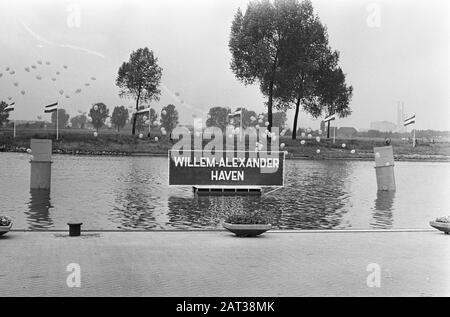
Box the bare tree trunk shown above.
[292,96,301,140]
[132,92,141,135]
[327,121,331,138]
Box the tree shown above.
[116,47,163,135]
[89,103,109,132]
[257,112,286,128]
[51,108,70,128]
[229,0,294,132]
[111,106,129,132]
[0,101,10,126]
[271,0,352,139]
[70,114,87,129]
[160,104,179,134]
[206,107,231,131]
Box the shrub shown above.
[225,211,270,225]
[0,216,12,226]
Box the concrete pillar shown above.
[30,139,52,190]
[373,145,396,191]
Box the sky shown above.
[0,0,449,130]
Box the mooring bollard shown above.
[67,222,83,237]
[30,139,52,190]
[373,145,396,191]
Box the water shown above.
[1,152,449,230]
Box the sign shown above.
[169,150,285,187]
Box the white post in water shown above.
[373,145,396,191]
[30,139,52,190]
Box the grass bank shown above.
[1,129,449,161]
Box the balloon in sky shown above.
[5,67,10,71]
[65,95,70,99]
[9,70,15,75]
[56,71,60,75]
[21,90,25,95]
[36,75,42,80]
[75,88,82,94]
[37,60,42,65]
[31,65,36,69]
[13,82,18,87]
[37,116,42,120]
[46,61,50,65]
[59,89,64,95]
[7,96,12,100]
[175,92,180,97]
[0,73,2,77]
[25,67,30,72]
[90,76,96,80]
[84,83,90,86]
[78,110,82,114]
[63,65,68,69]
[180,100,184,104]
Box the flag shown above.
[324,113,337,123]
[136,107,151,114]
[4,102,15,112]
[403,114,415,126]
[228,108,242,117]
[44,102,58,113]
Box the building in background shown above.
[370,121,397,132]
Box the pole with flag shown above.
[45,102,58,140]
[4,102,15,137]
[403,114,416,147]
[324,113,337,140]
[136,107,152,137]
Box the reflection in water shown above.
[371,191,395,229]
[25,189,54,230]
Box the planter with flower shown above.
[223,211,271,237]
[0,216,12,236]
[429,216,450,234]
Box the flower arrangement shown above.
[435,216,450,223]
[0,216,12,227]
[225,211,270,225]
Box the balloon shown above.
[36,75,42,80]
[280,143,285,149]
[94,105,98,111]
[9,70,15,75]
[284,150,288,155]
[37,60,42,65]
[90,76,96,80]
[264,121,269,126]
[37,116,42,120]
[93,132,98,137]
[342,143,346,148]
[207,114,211,119]
[153,120,159,126]
[139,133,143,139]
[306,128,311,133]
[75,88,82,93]
[350,149,356,154]
[307,134,312,139]
[25,67,30,72]
[161,130,167,135]
[385,162,390,166]
[26,148,32,154]
[46,61,50,65]
[51,78,56,81]
[258,119,263,124]
[21,90,25,95]
[301,132,306,138]
[65,95,70,99]
[162,110,167,115]
[31,65,36,69]
[250,116,256,122]
[5,67,9,71]
[63,65,68,69]
[7,96,12,100]
[59,89,64,95]
[375,152,380,158]
[145,120,150,125]
[318,129,322,135]
[272,135,277,141]
[56,71,60,75]
[316,149,321,154]
[154,137,159,142]
[300,140,306,145]
[13,82,18,86]
[78,110,82,114]
[0,73,2,77]
[316,136,321,142]
[255,125,260,129]
[175,92,180,97]
[84,83,90,86]
[142,116,147,121]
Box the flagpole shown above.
[56,101,59,140]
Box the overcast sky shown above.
[0,0,449,130]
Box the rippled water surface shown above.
[1,153,449,230]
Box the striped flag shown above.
[403,114,415,126]
[136,107,151,114]
[44,102,58,113]
[4,102,15,112]
[228,108,242,117]
[324,113,337,123]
